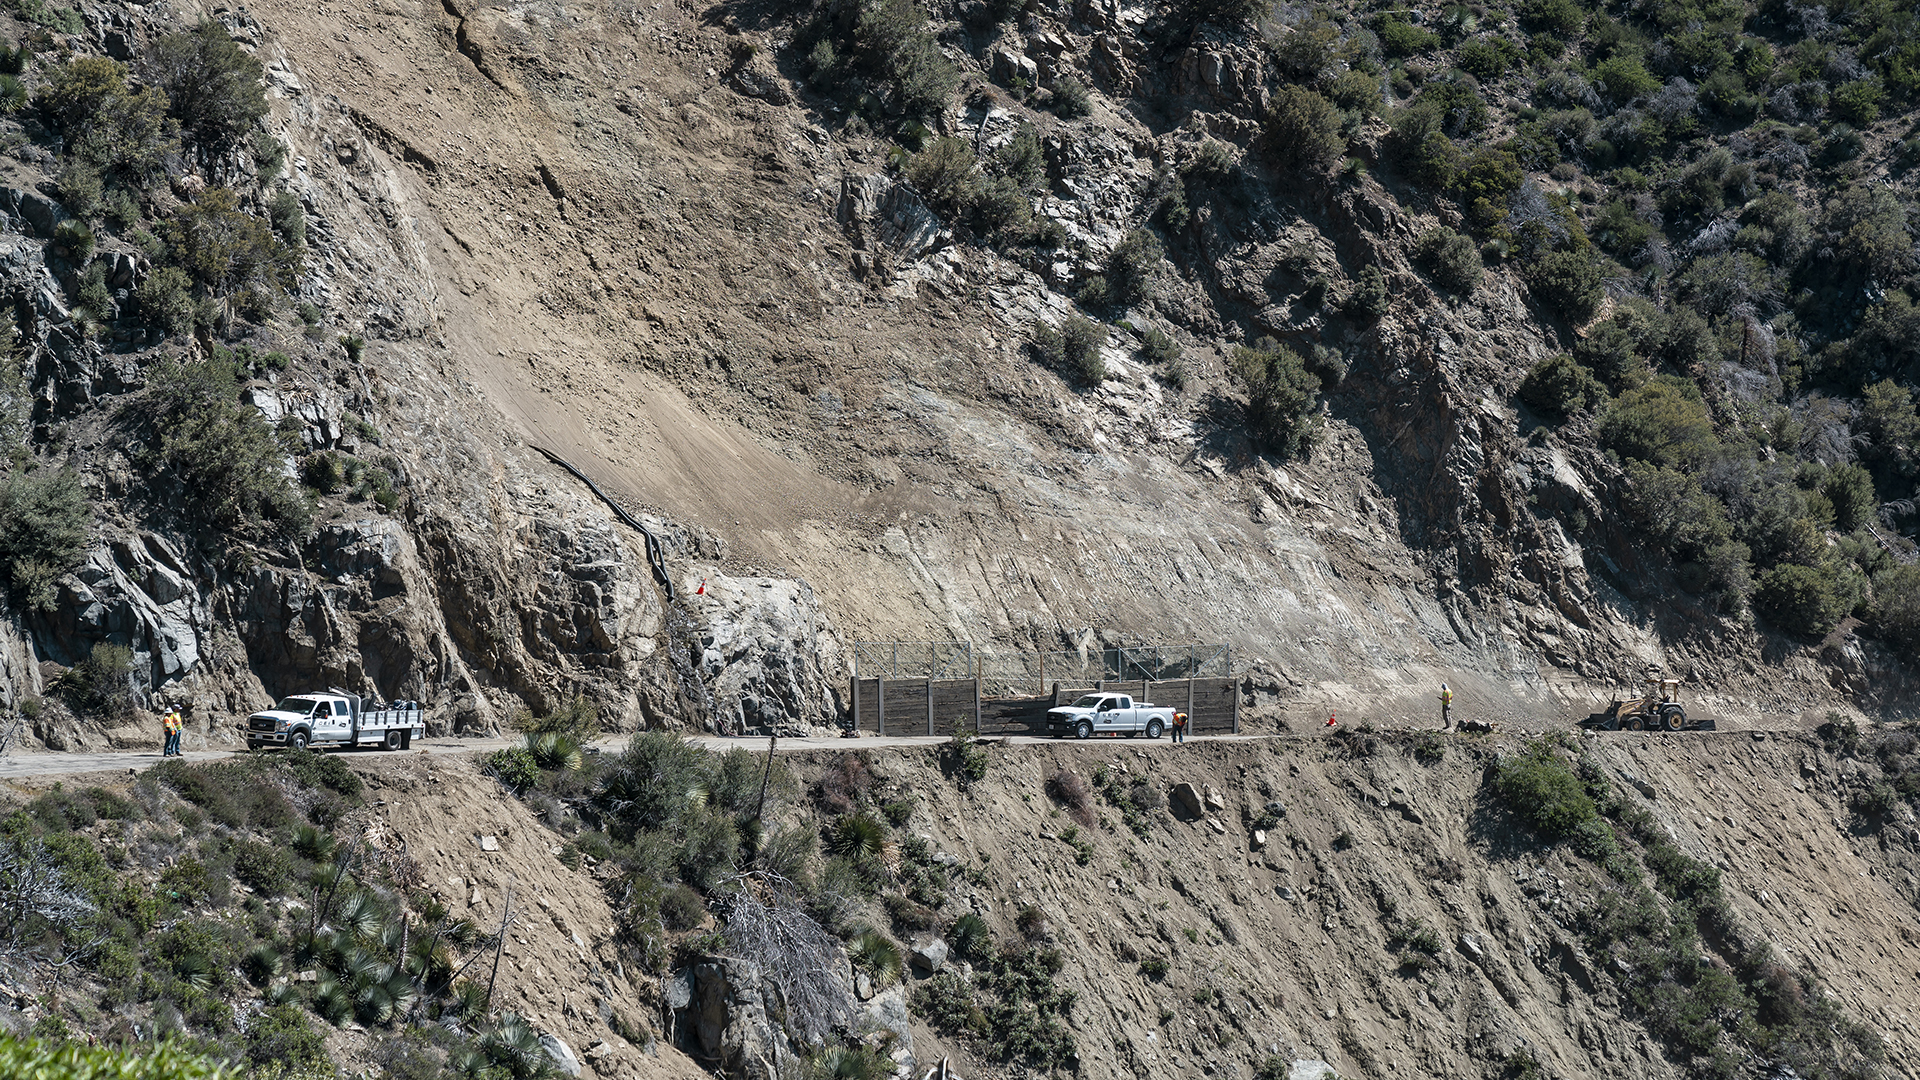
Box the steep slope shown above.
[778,729,1916,1080]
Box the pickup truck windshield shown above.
[1071,695,1106,708]
[272,698,316,715]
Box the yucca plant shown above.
[242,943,283,985]
[406,935,454,985]
[172,951,215,991]
[846,928,904,986]
[354,980,396,1025]
[449,980,491,1022]
[332,889,385,940]
[826,813,886,858]
[525,731,584,773]
[949,913,992,962]
[312,979,352,1025]
[292,824,335,861]
[341,944,387,992]
[481,1012,549,1079]
[263,979,298,1007]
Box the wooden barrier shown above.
[855,677,1241,737]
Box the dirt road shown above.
[0,731,1297,781]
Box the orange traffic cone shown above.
[695,578,707,595]
[1325,712,1338,727]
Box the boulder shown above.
[538,1033,581,1077]
[1169,782,1203,819]
[1201,784,1226,813]
[911,938,949,974]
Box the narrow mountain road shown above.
[0,731,1302,781]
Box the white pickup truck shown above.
[241,690,424,752]
[1045,692,1174,739]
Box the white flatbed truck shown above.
[242,690,424,752]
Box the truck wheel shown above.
[1147,719,1164,739]
[289,730,310,751]
[1625,716,1644,732]
[1075,720,1092,740]
[384,730,403,751]
[1663,707,1686,731]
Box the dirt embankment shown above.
[19,727,1918,1080]
[768,730,1920,1080]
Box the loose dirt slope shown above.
[226,0,1862,727]
[775,731,1920,1080]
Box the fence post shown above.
[973,678,981,735]
[1186,678,1196,725]
[877,675,885,736]
[927,678,935,737]
[852,676,860,733]
[1232,677,1241,735]
[1037,650,1045,697]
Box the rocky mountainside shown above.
[7,722,1920,1080]
[0,0,1918,757]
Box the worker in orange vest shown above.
[162,704,183,757]
[1171,711,1188,744]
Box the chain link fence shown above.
[853,642,1231,699]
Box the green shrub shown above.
[1525,249,1605,323]
[903,137,980,218]
[0,467,90,612]
[1049,75,1092,119]
[134,266,197,337]
[950,913,991,960]
[1029,316,1106,387]
[1140,327,1180,365]
[1824,464,1875,532]
[659,882,706,931]
[55,641,134,717]
[140,357,311,538]
[1753,563,1859,637]
[1375,15,1439,56]
[267,189,306,249]
[1830,78,1883,127]
[0,1036,236,1079]
[1414,227,1483,295]
[1457,37,1522,81]
[1230,342,1320,459]
[1873,565,1920,660]
[1265,85,1345,171]
[1593,55,1660,104]
[1271,14,1340,81]
[946,730,989,790]
[231,838,292,896]
[1342,265,1391,320]
[1598,375,1717,470]
[1105,229,1163,308]
[1492,741,1602,840]
[1519,354,1604,418]
[483,747,539,792]
[162,188,298,315]
[146,22,270,153]
[243,1004,326,1071]
[40,56,175,183]
[854,0,958,119]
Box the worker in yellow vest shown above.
[1439,683,1453,731]
[162,704,183,757]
